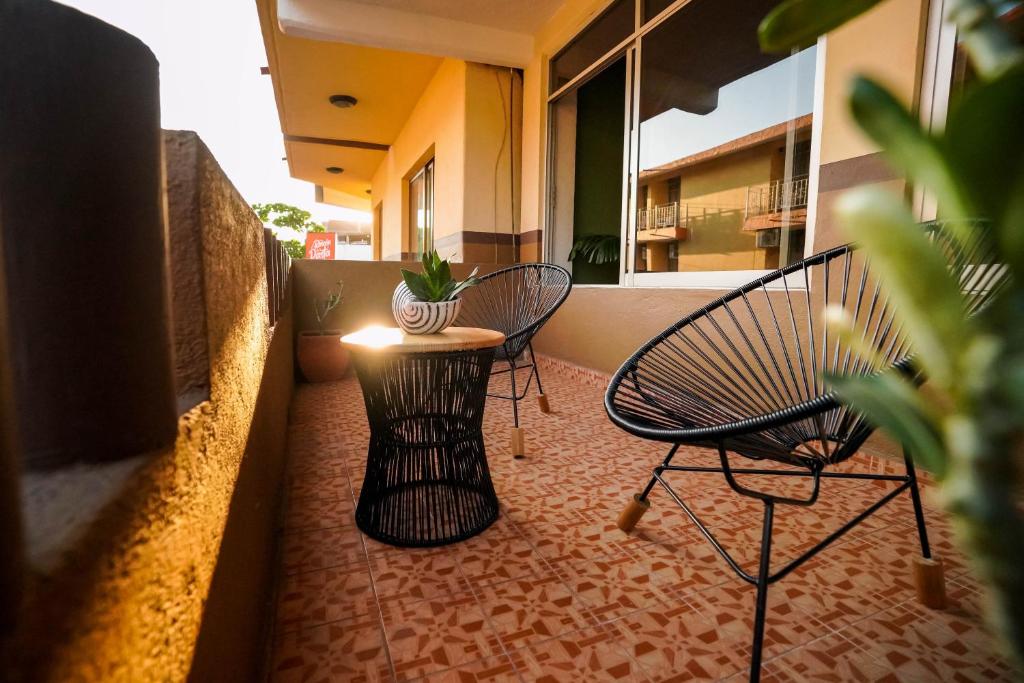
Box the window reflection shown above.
[635,0,816,275]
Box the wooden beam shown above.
[284,134,389,152]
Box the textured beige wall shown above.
[292,259,499,338]
[3,133,293,682]
[533,285,720,375]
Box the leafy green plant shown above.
[252,202,326,260]
[313,280,344,334]
[400,251,481,302]
[569,234,621,264]
[281,239,304,261]
[761,0,1024,666]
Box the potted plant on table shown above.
[297,280,349,382]
[393,251,480,334]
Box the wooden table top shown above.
[341,326,506,353]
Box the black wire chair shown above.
[456,263,572,457]
[605,223,1002,682]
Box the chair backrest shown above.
[456,263,572,359]
[606,221,1004,467]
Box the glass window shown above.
[548,58,627,284]
[633,0,816,279]
[408,159,434,259]
[550,0,635,93]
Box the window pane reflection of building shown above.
[635,0,817,275]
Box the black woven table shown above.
[341,326,505,547]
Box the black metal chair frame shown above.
[605,226,1001,682]
[457,263,572,448]
[634,442,930,679]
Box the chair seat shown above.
[605,376,848,468]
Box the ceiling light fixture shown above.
[329,94,358,108]
[326,166,344,174]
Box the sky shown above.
[640,45,818,170]
[56,0,371,230]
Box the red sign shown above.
[305,232,335,260]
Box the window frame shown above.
[407,158,435,259]
[544,0,826,290]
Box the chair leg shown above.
[618,446,680,532]
[749,500,775,683]
[530,343,551,414]
[508,358,525,458]
[617,492,651,532]
[905,448,946,608]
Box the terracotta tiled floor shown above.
[269,358,1017,682]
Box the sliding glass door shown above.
[546,0,819,288]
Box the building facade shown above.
[257,0,996,280]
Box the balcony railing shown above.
[638,202,684,230]
[745,174,809,219]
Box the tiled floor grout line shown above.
[269,369,1012,682]
[492,505,660,679]
[340,457,401,683]
[448,521,530,683]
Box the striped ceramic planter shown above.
[392,282,462,335]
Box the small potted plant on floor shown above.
[297,280,350,382]
[393,251,480,334]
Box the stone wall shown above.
[1,130,294,682]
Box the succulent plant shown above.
[400,251,480,303]
[313,280,344,333]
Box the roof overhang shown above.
[258,0,447,211]
[276,0,562,69]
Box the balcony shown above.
[743,175,810,232]
[267,348,1011,681]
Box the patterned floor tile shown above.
[266,362,1017,682]
[380,591,502,681]
[420,652,524,682]
[514,626,647,682]
[281,524,367,575]
[271,615,392,683]
[475,573,592,651]
[276,565,377,633]
[369,547,470,606]
[608,603,749,681]
[284,494,356,532]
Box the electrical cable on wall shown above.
[493,69,509,265]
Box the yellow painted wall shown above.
[370,60,522,262]
[371,58,466,260]
[463,64,521,239]
[818,0,929,166]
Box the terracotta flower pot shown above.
[297,330,350,383]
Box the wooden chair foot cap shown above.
[511,427,525,459]
[537,393,551,413]
[617,494,651,533]
[913,556,947,609]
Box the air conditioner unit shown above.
[756,228,781,248]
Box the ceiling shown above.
[258,0,443,210]
[345,0,564,35]
[276,0,563,68]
